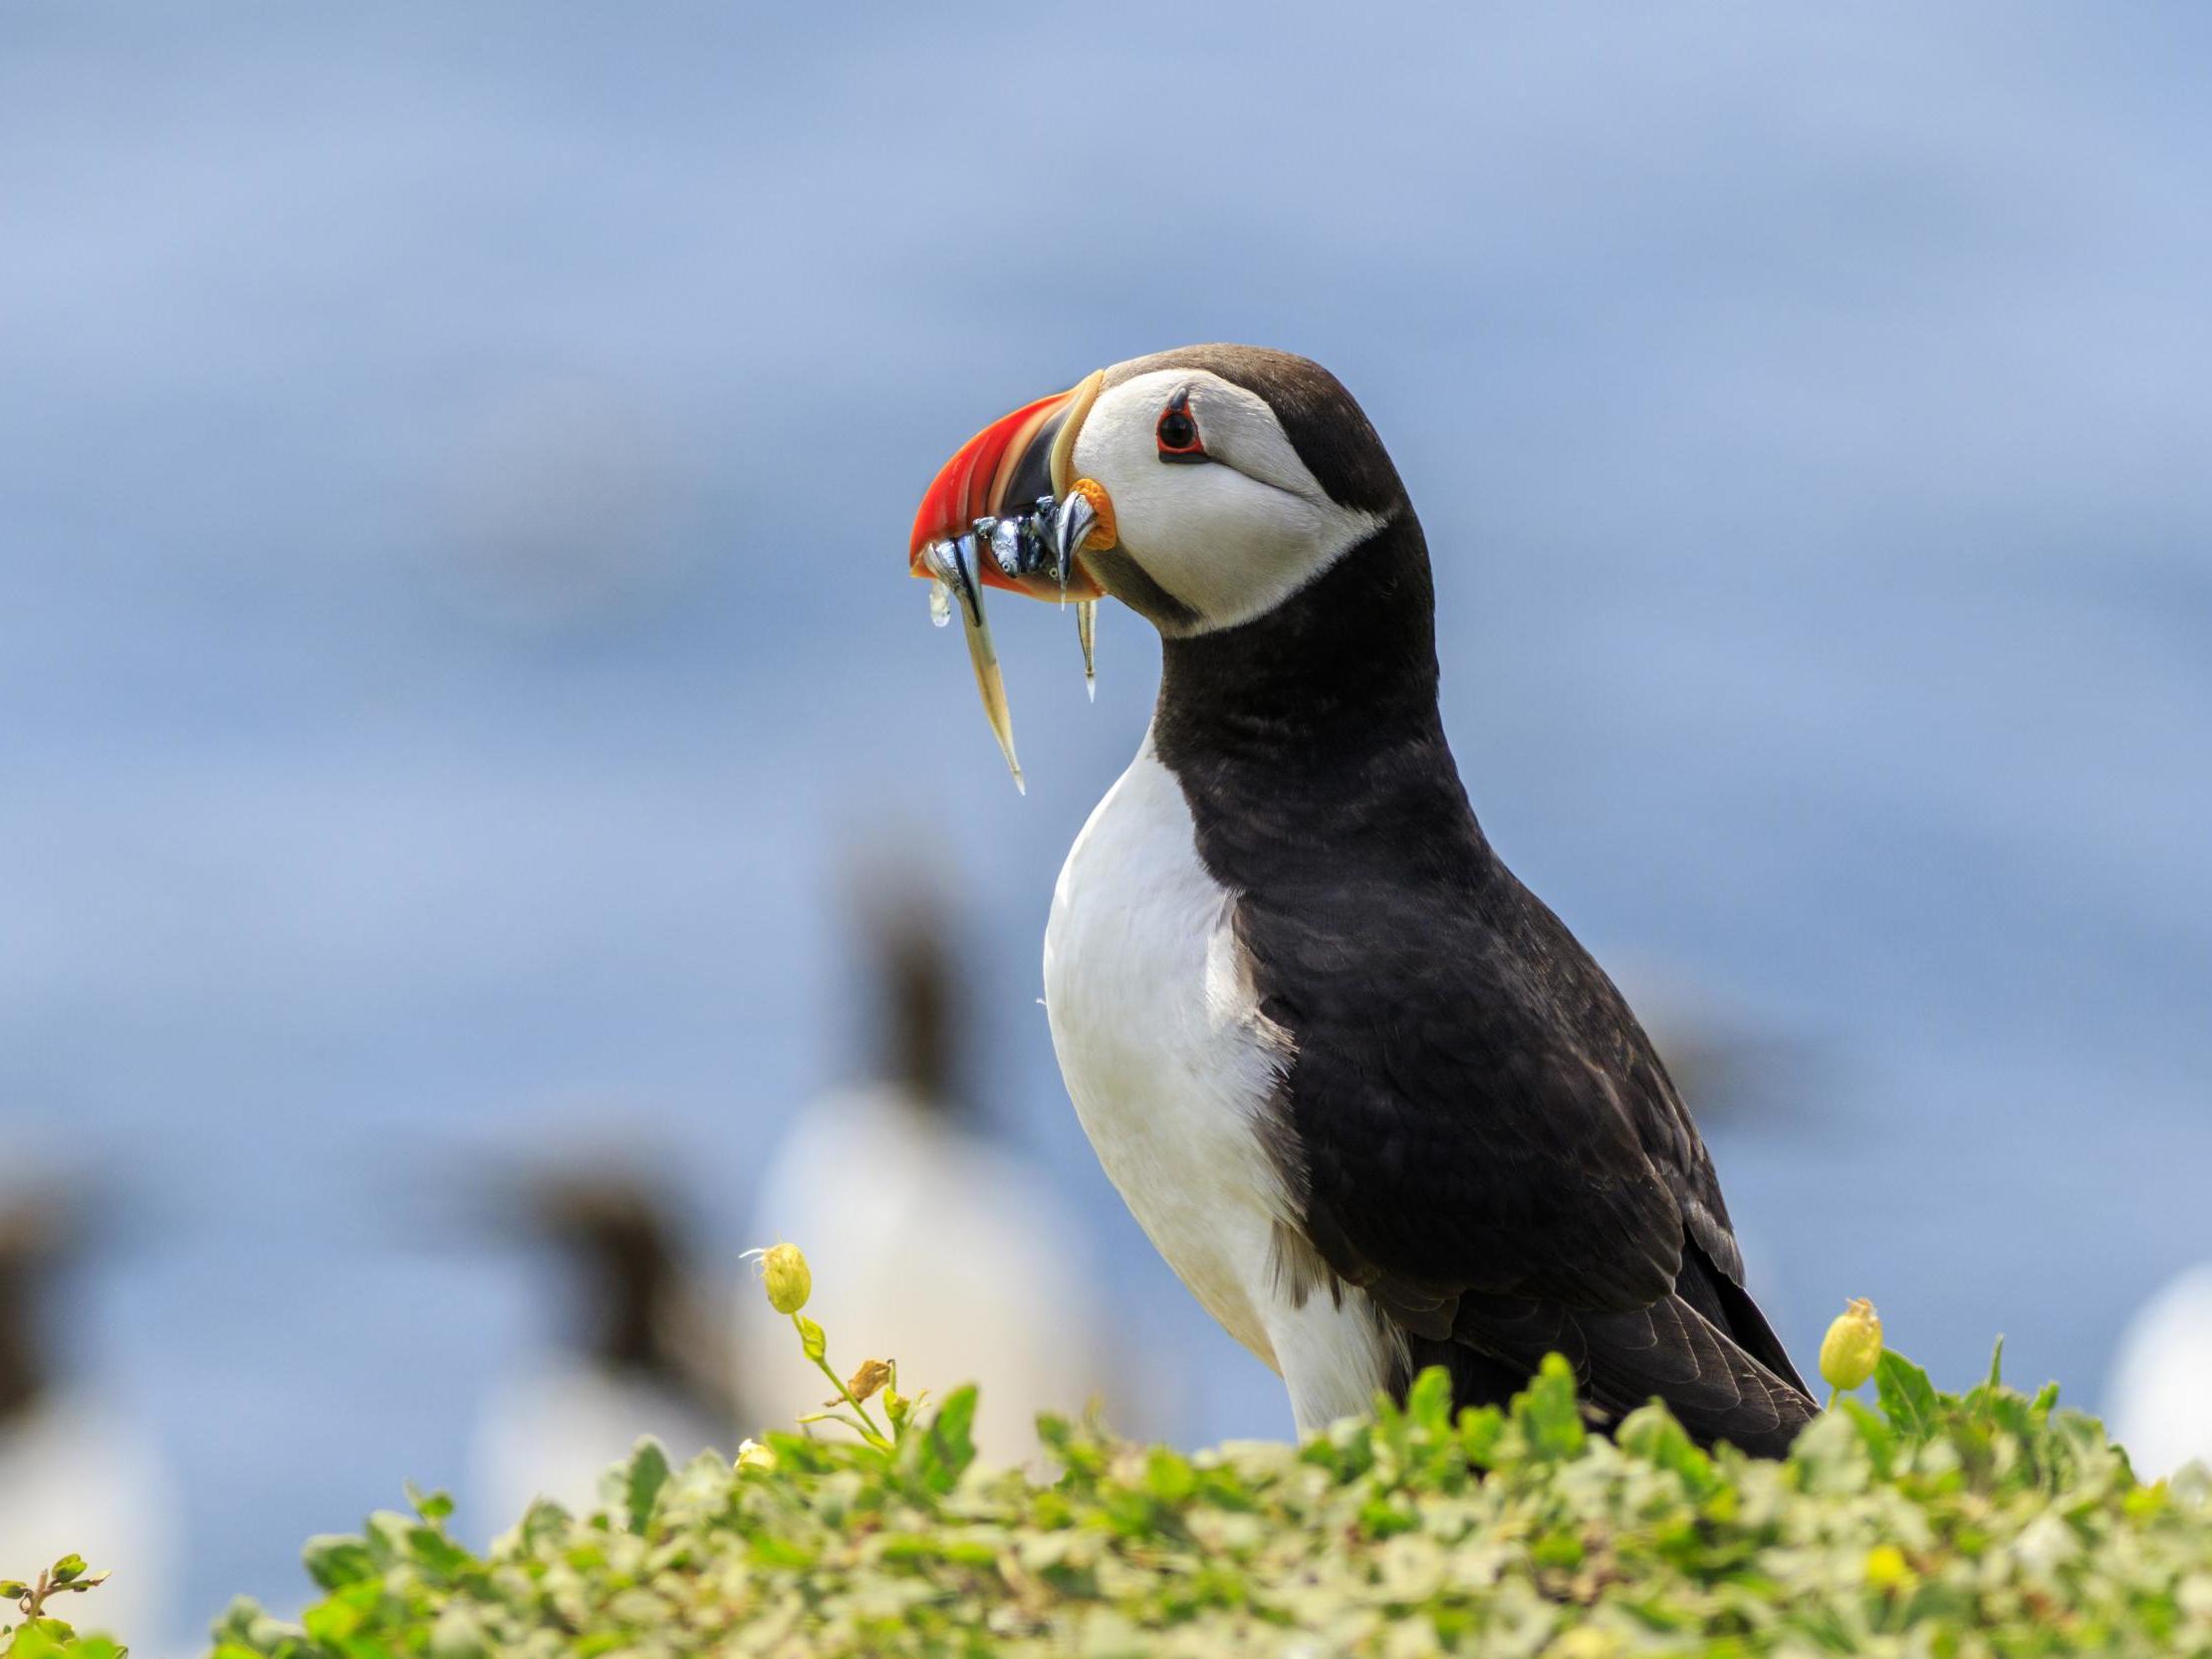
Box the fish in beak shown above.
[908,370,1117,791]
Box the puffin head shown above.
[910,345,1407,635]
[908,347,1415,784]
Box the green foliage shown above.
[199,1351,2212,1658]
[1,1556,119,1659]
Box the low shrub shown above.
[13,1265,2211,1656]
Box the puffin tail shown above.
[1413,1289,1820,1460]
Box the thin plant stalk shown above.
[796,1314,893,1451]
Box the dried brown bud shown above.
[846,1358,894,1404]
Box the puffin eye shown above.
[1155,393,1206,463]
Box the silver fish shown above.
[932,535,1021,792]
[1076,598,1097,702]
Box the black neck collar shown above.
[1149,512,1487,878]
[1154,513,1444,765]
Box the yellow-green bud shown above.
[1820,1298,1883,1393]
[760,1243,811,1315]
[1863,1543,1911,1590]
[735,1438,777,1473]
[882,1388,910,1430]
[1548,1629,1620,1659]
[797,1313,827,1362]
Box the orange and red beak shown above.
[907,369,1108,601]
[905,368,1116,796]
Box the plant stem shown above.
[795,1314,892,1451]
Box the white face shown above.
[1070,367,1385,635]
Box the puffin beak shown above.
[905,370,1113,793]
[907,369,1109,601]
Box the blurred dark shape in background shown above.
[0,1185,178,1650]
[734,861,1168,1464]
[872,884,964,1115]
[1602,953,1818,1131]
[465,1167,737,1524]
[2105,1266,2212,1480]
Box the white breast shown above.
[1044,736,1398,1432]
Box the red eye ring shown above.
[1155,391,1206,462]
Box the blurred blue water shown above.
[2,0,2208,1640]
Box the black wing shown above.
[1240,847,1815,1456]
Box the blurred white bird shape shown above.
[0,1189,179,1652]
[469,1172,737,1523]
[2106,1264,2212,1481]
[734,885,1138,1464]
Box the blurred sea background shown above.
[3,2,2208,1647]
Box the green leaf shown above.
[1616,1400,1718,1495]
[404,1481,456,1524]
[1875,1350,1939,1441]
[1405,1365,1453,1437]
[1512,1353,1588,1461]
[918,1385,979,1494]
[8,1619,75,1659]
[1986,1334,2006,1389]
[747,1535,817,1570]
[1457,1404,1506,1467]
[1531,1527,1584,1568]
[302,1536,377,1592]
[208,1594,299,1654]
[623,1438,671,1536]
[302,1579,380,1648]
[516,1499,572,1550]
[1837,1395,1896,1479]
[405,1526,474,1580]
[1143,1447,1195,1505]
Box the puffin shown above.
[904,345,1816,1454]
